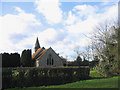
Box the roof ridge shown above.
[36,48,50,60]
[32,47,44,59]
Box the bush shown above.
[2,53,20,67]
[2,66,90,89]
[20,49,32,67]
[98,60,119,77]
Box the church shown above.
[32,38,63,67]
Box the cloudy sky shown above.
[0,0,118,61]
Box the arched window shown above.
[47,58,49,65]
[52,58,53,65]
[47,54,54,66]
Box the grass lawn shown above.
[7,70,119,89]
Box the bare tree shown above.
[91,21,118,61]
[90,20,119,76]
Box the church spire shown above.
[34,37,40,52]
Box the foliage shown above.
[9,76,119,89]
[20,49,32,67]
[91,21,119,76]
[68,56,92,67]
[42,76,119,88]
[82,57,89,66]
[89,70,105,78]
[71,56,83,66]
[68,56,88,66]
[76,56,82,65]
[2,53,20,67]
[12,70,19,77]
[2,66,90,89]
[89,56,99,69]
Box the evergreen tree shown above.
[76,56,82,66]
[2,52,20,67]
[20,49,32,67]
[20,49,26,67]
[82,57,89,66]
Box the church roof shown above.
[32,47,49,61]
[32,47,43,59]
[36,48,49,60]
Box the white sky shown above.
[0,0,118,61]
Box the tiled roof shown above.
[32,47,50,61]
[32,47,44,59]
[36,48,50,60]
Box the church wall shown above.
[37,48,63,67]
[48,48,63,66]
[38,51,48,67]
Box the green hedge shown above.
[2,66,90,89]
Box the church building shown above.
[32,37,63,67]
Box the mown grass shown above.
[41,76,119,88]
[8,76,119,90]
[7,70,119,89]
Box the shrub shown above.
[2,66,90,89]
[2,53,20,67]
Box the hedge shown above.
[2,66,90,89]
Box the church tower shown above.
[34,37,40,52]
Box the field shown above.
[7,70,119,89]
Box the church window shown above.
[47,54,54,65]
[52,59,53,65]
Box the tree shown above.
[82,57,89,66]
[74,45,93,62]
[2,52,20,67]
[26,49,32,66]
[89,56,99,69]
[20,50,26,67]
[76,56,82,66]
[20,49,32,67]
[10,53,20,67]
[91,20,119,76]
